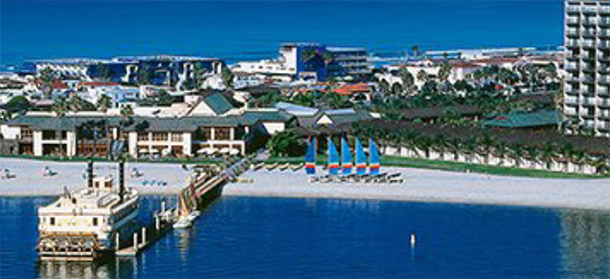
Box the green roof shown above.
[4,112,290,132]
[483,110,562,128]
[242,110,293,123]
[203,92,234,115]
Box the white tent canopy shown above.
[197,147,218,155]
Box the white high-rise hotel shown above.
[564,0,610,137]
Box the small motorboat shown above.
[173,217,192,229]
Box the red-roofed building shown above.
[332,83,372,97]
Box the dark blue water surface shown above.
[1,196,609,278]
[1,0,564,68]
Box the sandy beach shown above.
[0,158,188,196]
[1,158,609,211]
[224,167,610,211]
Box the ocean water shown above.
[1,196,609,279]
[0,0,564,69]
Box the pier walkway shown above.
[116,156,251,257]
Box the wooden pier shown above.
[115,157,250,257]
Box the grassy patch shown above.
[380,155,608,179]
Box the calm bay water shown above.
[0,196,609,278]
[1,0,564,69]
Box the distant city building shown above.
[27,55,224,90]
[564,0,610,137]
[232,42,372,82]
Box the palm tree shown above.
[417,70,428,84]
[447,138,462,161]
[52,97,69,157]
[493,141,508,166]
[97,94,112,158]
[399,68,415,95]
[415,136,433,159]
[119,105,134,156]
[540,144,556,170]
[593,156,610,174]
[437,62,452,83]
[39,67,57,99]
[401,130,418,157]
[477,134,494,164]
[221,66,234,89]
[526,146,541,169]
[508,144,524,167]
[411,45,419,61]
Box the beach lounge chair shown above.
[265,163,279,171]
[291,163,304,171]
[278,163,290,171]
[388,177,404,184]
[308,176,320,183]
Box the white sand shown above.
[0,158,187,196]
[224,167,610,211]
[2,158,609,211]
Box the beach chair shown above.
[291,163,304,171]
[388,176,404,184]
[265,163,279,171]
[278,163,290,171]
[308,176,320,183]
[320,175,333,183]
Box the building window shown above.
[50,217,55,226]
[193,128,211,141]
[152,132,168,141]
[93,217,98,226]
[171,133,183,142]
[215,127,231,140]
[21,127,33,139]
[42,130,56,140]
[137,132,149,141]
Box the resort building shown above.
[232,42,372,82]
[274,102,377,135]
[564,0,610,136]
[27,55,224,91]
[0,92,293,158]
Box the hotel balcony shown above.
[580,88,596,95]
[565,62,580,70]
[566,29,581,37]
[601,30,610,38]
[598,121,610,130]
[600,18,610,26]
[582,30,597,37]
[583,18,598,26]
[566,39,580,48]
[600,76,610,84]
[567,6,581,13]
[582,6,598,14]
[600,98,610,107]
[600,41,610,49]
[565,96,580,105]
[582,65,597,73]
[567,17,581,25]
[582,40,596,48]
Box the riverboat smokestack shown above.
[87,158,94,188]
[118,159,125,202]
